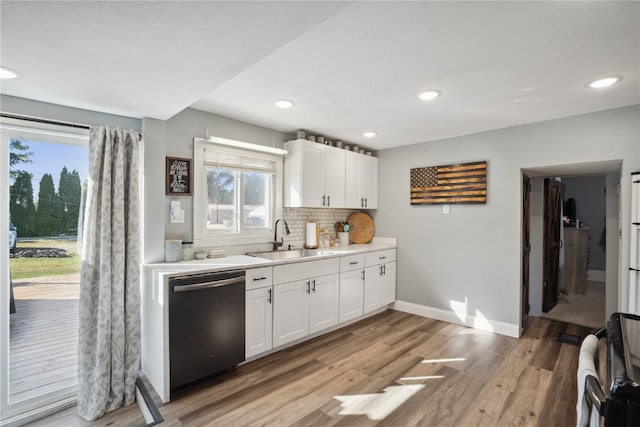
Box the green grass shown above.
[10,239,81,280]
[10,256,81,280]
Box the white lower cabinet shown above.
[364,249,397,314]
[245,286,273,358]
[272,258,340,348]
[379,261,397,305]
[245,267,273,358]
[247,250,394,356]
[308,273,340,334]
[364,265,381,314]
[339,254,365,322]
[273,280,309,347]
[273,274,340,347]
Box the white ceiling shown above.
[1,1,638,151]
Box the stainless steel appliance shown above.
[168,270,245,391]
[584,313,640,426]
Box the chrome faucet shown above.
[273,218,290,251]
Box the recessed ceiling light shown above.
[586,76,621,89]
[274,99,294,109]
[363,131,377,138]
[0,66,22,79]
[417,90,441,101]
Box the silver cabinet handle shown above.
[253,276,267,281]
[350,261,359,265]
[321,195,326,206]
[306,281,311,294]
[327,195,330,207]
[267,288,272,304]
[312,279,316,293]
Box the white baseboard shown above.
[392,300,520,338]
[587,269,606,282]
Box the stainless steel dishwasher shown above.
[168,269,245,391]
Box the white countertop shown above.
[143,238,396,276]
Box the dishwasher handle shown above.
[173,276,244,293]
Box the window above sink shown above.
[193,137,284,247]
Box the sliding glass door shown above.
[0,117,88,423]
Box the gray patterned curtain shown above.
[77,126,141,421]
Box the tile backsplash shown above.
[281,207,361,248]
[201,207,364,256]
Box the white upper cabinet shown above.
[345,151,378,209]
[284,139,345,208]
[359,153,378,209]
[324,146,346,208]
[345,151,361,208]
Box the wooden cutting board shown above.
[348,212,375,244]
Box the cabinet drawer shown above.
[340,254,365,272]
[246,266,273,290]
[365,249,396,267]
[274,258,339,284]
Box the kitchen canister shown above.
[164,239,182,262]
[338,232,349,246]
[182,242,194,260]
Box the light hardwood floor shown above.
[27,311,595,427]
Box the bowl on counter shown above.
[194,251,207,259]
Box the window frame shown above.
[193,137,283,247]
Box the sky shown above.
[11,139,89,197]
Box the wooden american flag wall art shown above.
[410,161,487,205]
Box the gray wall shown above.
[143,108,289,262]
[563,175,607,271]
[375,105,639,330]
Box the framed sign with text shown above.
[166,156,192,196]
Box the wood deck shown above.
[9,273,80,403]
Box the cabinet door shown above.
[379,261,396,306]
[364,266,381,313]
[324,147,345,208]
[309,273,340,334]
[360,155,378,209]
[345,151,361,208]
[245,287,273,358]
[301,142,326,207]
[273,281,309,347]
[339,269,364,322]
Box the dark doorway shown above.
[543,178,564,312]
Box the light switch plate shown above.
[442,204,450,214]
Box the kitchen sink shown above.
[246,248,318,261]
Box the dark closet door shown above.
[543,178,564,312]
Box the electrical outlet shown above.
[442,204,450,214]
